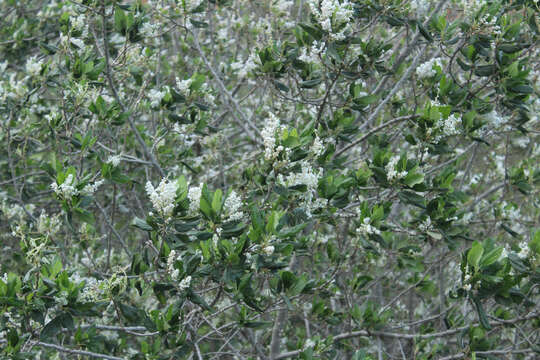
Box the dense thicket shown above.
[0,0,539,359]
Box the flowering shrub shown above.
[0,0,539,359]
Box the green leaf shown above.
[300,78,322,88]
[7,329,19,347]
[480,247,502,268]
[417,23,433,42]
[274,80,289,92]
[403,170,424,187]
[398,190,426,208]
[212,189,223,215]
[40,312,74,340]
[132,217,153,231]
[242,321,273,329]
[199,187,213,220]
[278,223,307,238]
[474,65,497,77]
[114,6,126,33]
[472,296,492,330]
[187,288,213,311]
[467,241,484,269]
[498,43,525,53]
[509,85,533,94]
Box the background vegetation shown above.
[0,0,539,359]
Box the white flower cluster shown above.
[176,77,192,95]
[461,0,487,17]
[385,156,407,181]
[167,250,181,280]
[69,272,106,303]
[1,201,35,221]
[308,0,354,40]
[147,88,165,108]
[304,338,316,350]
[278,162,320,190]
[141,22,159,37]
[310,135,326,157]
[107,154,122,167]
[479,14,502,36]
[212,227,222,247]
[179,275,192,290]
[418,216,432,232]
[416,57,443,79]
[262,244,275,255]
[224,190,244,221]
[410,0,430,17]
[262,112,283,161]
[188,183,203,214]
[71,14,86,32]
[298,41,326,64]
[463,273,472,291]
[78,277,103,302]
[165,250,192,291]
[434,113,462,142]
[356,217,381,236]
[51,174,78,198]
[487,110,506,127]
[231,54,258,78]
[145,178,178,219]
[36,210,62,236]
[25,56,43,77]
[278,161,327,217]
[517,241,529,259]
[174,123,198,148]
[82,179,104,195]
[273,0,293,13]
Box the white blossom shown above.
[278,162,325,217]
[385,156,407,181]
[434,113,462,142]
[231,54,258,78]
[82,179,105,195]
[298,41,326,63]
[107,155,122,167]
[176,78,192,95]
[485,110,506,128]
[179,275,192,290]
[311,136,325,157]
[224,190,244,221]
[304,338,316,349]
[356,217,381,236]
[188,183,203,214]
[51,174,79,198]
[36,210,62,236]
[262,245,275,255]
[147,88,165,108]
[416,57,443,79]
[410,0,430,16]
[308,0,354,40]
[262,112,282,161]
[25,56,42,77]
[517,241,529,259]
[72,14,85,31]
[145,178,178,219]
[461,0,487,17]
[70,37,85,49]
